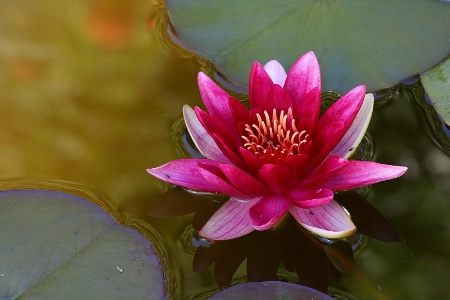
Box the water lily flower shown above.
[147,51,407,241]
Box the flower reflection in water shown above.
[147,187,400,293]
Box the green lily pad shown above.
[420,56,450,126]
[0,183,165,299]
[164,0,450,94]
[209,281,333,299]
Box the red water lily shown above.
[148,51,407,241]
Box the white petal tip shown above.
[365,93,374,101]
[263,60,287,87]
[302,223,357,239]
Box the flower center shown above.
[240,108,310,161]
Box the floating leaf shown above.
[0,184,165,299]
[335,190,401,243]
[163,0,450,94]
[324,241,354,274]
[209,281,333,300]
[147,186,225,218]
[420,56,450,126]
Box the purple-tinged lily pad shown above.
[161,0,450,94]
[420,56,450,126]
[0,181,165,299]
[209,281,333,300]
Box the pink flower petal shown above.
[330,93,374,158]
[212,134,249,171]
[312,85,366,164]
[183,105,231,163]
[322,160,408,191]
[299,155,348,189]
[287,188,334,208]
[249,61,274,112]
[267,83,293,112]
[198,163,259,199]
[290,200,356,239]
[263,60,287,87]
[318,85,366,129]
[147,159,224,192]
[282,154,309,181]
[249,193,290,230]
[284,51,321,134]
[239,147,264,172]
[199,197,256,240]
[309,121,345,168]
[208,163,269,198]
[228,96,251,126]
[257,164,293,193]
[195,107,241,146]
[198,72,236,134]
[195,107,244,167]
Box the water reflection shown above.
[147,186,401,296]
[192,218,349,293]
[412,84,450,155]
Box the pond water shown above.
[1,1,449,299]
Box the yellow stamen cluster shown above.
[241,108,309,160]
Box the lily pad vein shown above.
[12,222,117,298]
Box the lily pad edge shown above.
[154,0,450,97]
[0,178,173,298]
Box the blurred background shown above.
[0,0,202,206]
